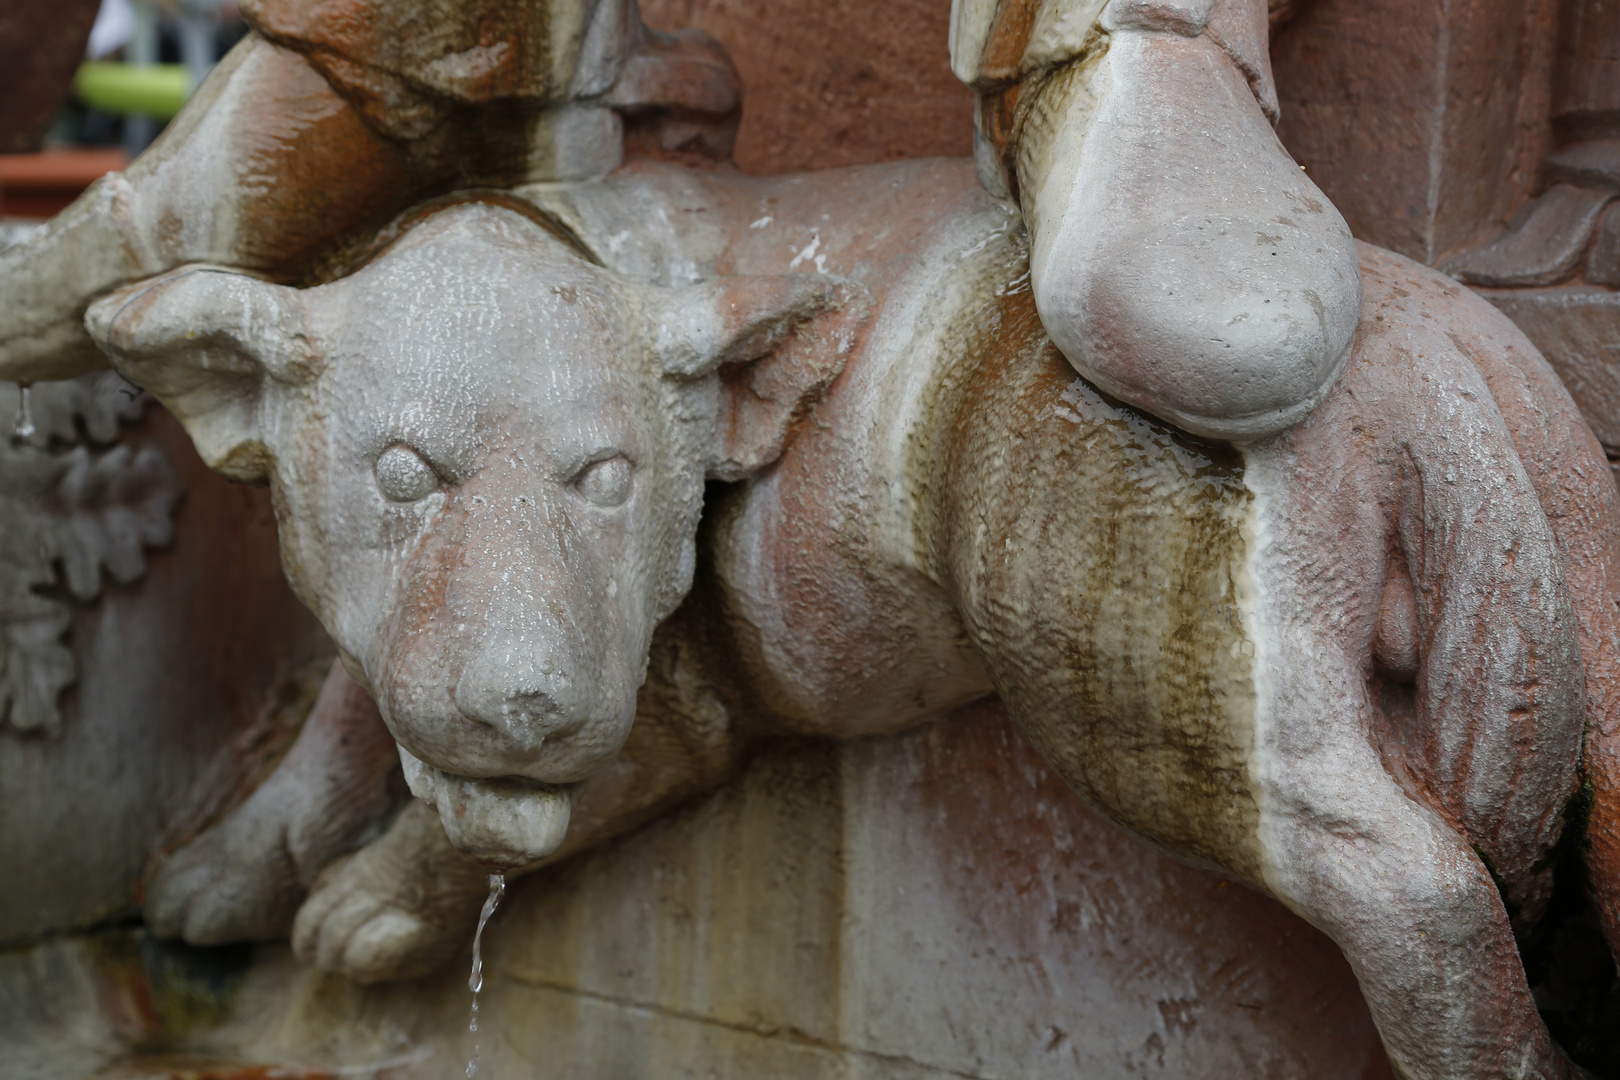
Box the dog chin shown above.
[399,746,583,868]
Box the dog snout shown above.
[453,651,584,748]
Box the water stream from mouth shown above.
[13,384,34,439]
[465,871,506,1078]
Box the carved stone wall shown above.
[1273,0,1558,267]
[0,396,331,948]
[639,0,974,173]
[1274,0,1620,479]
[4,706,1391,1079]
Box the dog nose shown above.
[470,685,566,727]
[452,651,583,751]
[504,687,562,722]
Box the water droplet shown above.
[465,871,505,1078]
[13,384,34,439]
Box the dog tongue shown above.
[399,747,579,868]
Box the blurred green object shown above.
[73,63,190,120]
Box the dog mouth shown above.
[399,747,583,868]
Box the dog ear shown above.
[650,273,865,479]
[85,267,319,482]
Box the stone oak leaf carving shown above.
[0,374,182,735]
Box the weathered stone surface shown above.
[1545,138,1620,189]
[638,0,974,174]
[2,4,1614,1077]
[0,935,141,1080]
[0,0,102,154]
[634,0,1327,175]
[1557,0,1620,137]
[83,161,1610,1074]
[1444,183,1613,286]
[1587,203,1620,283]
[1273,0,1557,264]
[1268,0,1316,34]
[0,403,331,946]
[1479,284,1620,451]
[7,705,1390,1079]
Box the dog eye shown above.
[376,445,440,502]
[573,456,632,508]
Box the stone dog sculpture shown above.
[4,0,1619,1078]
[82,156,1620,1078]
[0,0,1375,983]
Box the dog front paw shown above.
[145,806,303,944]
[292,800,491,984]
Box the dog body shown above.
[100,158,1619,1078]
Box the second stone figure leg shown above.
[1254,681,1583,1080]
[144,659,407,945]
[292,799,493,983]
